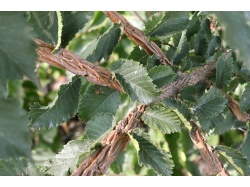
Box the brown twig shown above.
[189,120,230,176]
[103,11,172,65]
[35,39,123,92]
[71,104,147,176]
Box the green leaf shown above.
[131,129,174,176]
[128,46,149,66]
[162,98,191,121]
[145,12,189,38]
[208,36,221,57]
[216,52,233,88]
[180,83,206,103]
[29,76,81,129]
[200,18,212,42]
[42,139,92,176]
[186,14,200,41]
[215,145,250,176]
[194,32,208,57]
[0,98,31,159]
[141,105,181,134]
[112,59,160,104]
[0,12,38,92]
[86,113,114,141]
[194,87,227,119]
[78,85,120,121]
[211,12,250,70]
[171,31,190,63]
[148,65,176,88]
[29,12,59,45]
[79,25,121,63]
[241,130,250,165]
[0,157,39,176]
[60,11,93,48]
[199,114,224,133]
[239,83,250,112]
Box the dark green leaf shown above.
[141,105,181,134]
[216,52,233,88]
[79,25,121,63]
[29,76,81,129]
[145,12,189,38]
[180,83,206,103]
[239,83,250,112]
[128,46,149,66]
[60,11,93,48]
[180,56,204,72]
[112,59,160,104]
[42,139,92,176]
[200,18,212,42]
[131,129,174,176]
[29,12,59,45]
[186,14,200,41]
[199,114,224,133]
[86,113,114,141]
[194,32,208,57]
[211,12,250,70]
[162,98,191,121]
[241,130,250,165]
[0,12,38,92]
[0,98,31,159]
[194,87,227,119]
[172,31,190,63]
[148,65,176,88]
[215,145,250,176]
[78,85,120,121]
[208,36,221,57]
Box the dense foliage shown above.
[1,11,250,176]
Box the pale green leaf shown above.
[79,25,121,63]
[208,36,221,57]
[112,59,160,104]
[131,129,174,176]
[210,12,250,70]
[128,46,149,66]
[194,87,227,119]
[78,85,120,121]
[239,83,250,112]
[86,113,114,141]
[216,52,233,88]
[0,98,31,159]
[42,139,92,176]
[148,65,176,88]
[0,12,38,91]
[215,145,250,176]
[141,105,181,134]
[29,76,81,129]
[145,12,189,38]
